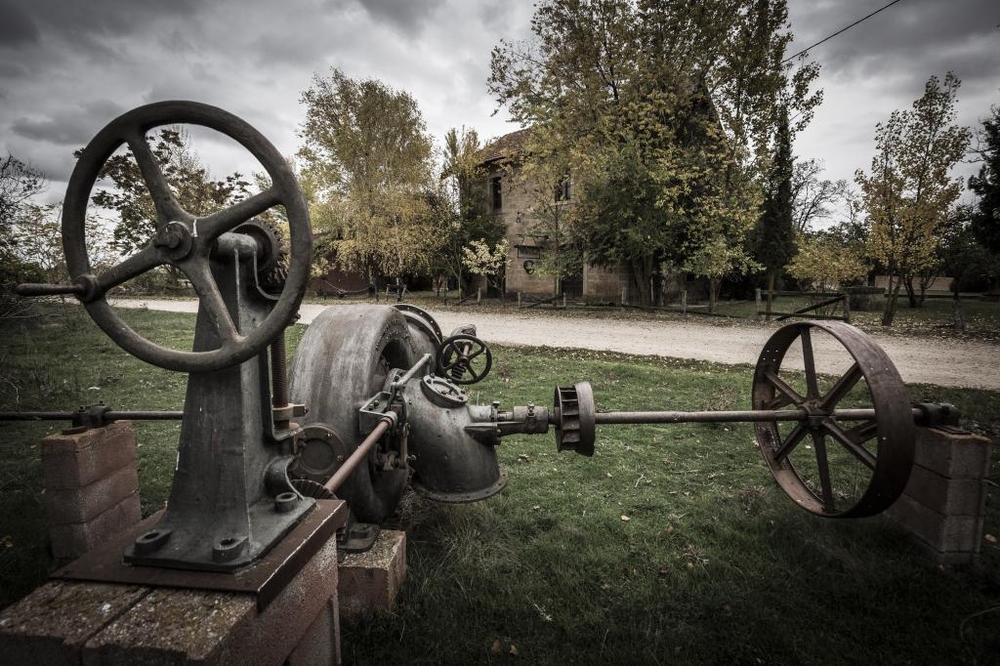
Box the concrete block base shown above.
[41,422,141,562]
[887,426,993,566]
[0,500,347,665]
[338,529,406,616]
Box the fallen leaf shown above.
[490,639,503,654]
[509,644,518,656]
[985,534,997,544]
[621,515,630,522]
[658,567,669,577]
[601,582,611,590]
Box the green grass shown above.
[1,305,998,664]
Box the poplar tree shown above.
[856,72,970,325]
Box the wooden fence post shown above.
[842,292,851,323]
[755,288,762,319]
[681,290,688,316]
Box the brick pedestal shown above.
[41,421,141,562]
[887,426,994,566]
[0,500,347,665]
[338,529,407,616]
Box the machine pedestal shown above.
[0,500,348,665]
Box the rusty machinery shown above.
[8,103,960,586]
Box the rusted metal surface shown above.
[55,101,311,373]
[751,320,915,518]
[323,416,395,494]
[52,500,348,611]
[288,306,414,524]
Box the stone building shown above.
[477,129,628,302]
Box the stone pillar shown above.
[41,421,141,563]
[887,426,994,566]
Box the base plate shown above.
[51,499,348,611]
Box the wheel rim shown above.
[752,321,914,518]
[62,101,310,373]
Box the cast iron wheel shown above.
[752,320,914,518]
[288,305,416,523]
[437,334,492,385]
[62,101,311,373]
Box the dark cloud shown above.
[355,0,444,34]
[0,0,40,47]
[788,0,999,89]
[5,0,204,37]
[11,100,126,146]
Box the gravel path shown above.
[111,299,1000,390]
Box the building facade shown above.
[478,129,627,302]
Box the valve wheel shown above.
[62,101,311,373]
[437,334,492,385]
[752,321,914,518]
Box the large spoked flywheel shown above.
[752,321,915,518]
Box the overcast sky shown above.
[1,0,997,216]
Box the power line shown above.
[783,0,907,63]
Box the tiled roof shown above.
[477,127,532,165]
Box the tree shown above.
[752,106,795,317]
[788,222,868,291]
[488,0,819,308]
[1,155,47,316]
[856,72,970,325]
[462,238,510,294]
[298,68,438,283]
[90,129,251,260]
[969,105,1000,287]
[434,127,505,295]
[791,158,849,234]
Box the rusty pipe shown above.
[322,414,396,494]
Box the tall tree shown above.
[753,106,795,317]
[488,0,819,308]
[298,68,437,283]
[434,127,505,294]
[856,72,970,325]
[969,105,1000,284]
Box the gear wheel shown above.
[234,218,289,292]
[292,478,335,500]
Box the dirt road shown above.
[110,299,999,390]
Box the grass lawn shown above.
[1,304,998,664]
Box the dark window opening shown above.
[554,176,571,202]
[491,176,502,212]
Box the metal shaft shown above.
[0,410,183,421]
[591,407,906,425]
[323,416,394,494]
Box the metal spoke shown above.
[823,419,877,470]
[773,424,808,462]
[812,432,835,511]
[846,419,879,445]
[800,328,819,399]
[196,187,281,241]
[94,245,163,294]
[184,259,240,346]
[763,370,805,406]
[125,130,185,225]
[820,362,863,411]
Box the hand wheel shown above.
[436,334,492,385]
[62,101,311,373]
